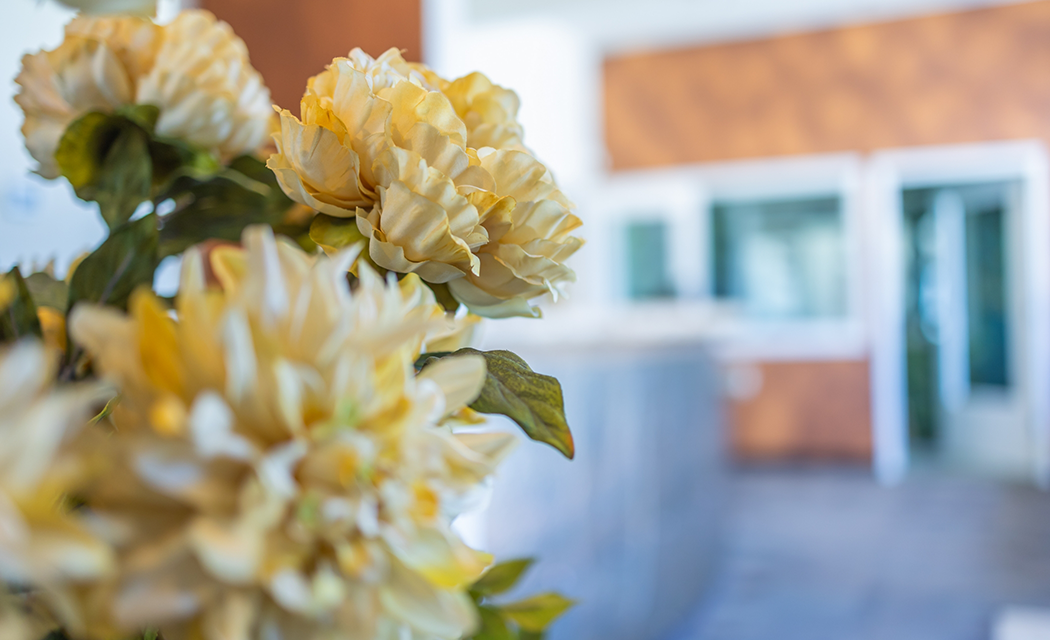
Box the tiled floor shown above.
[666,466,1050,640]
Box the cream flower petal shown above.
[268,109,370,217]
[60,226,510,639]
[379,559,478,639]
[385,527,492,590]
[417,355,485,415]
[15,36,134,178]
[0,341,115,587]
[188,517,263,584]
[444,71,525,151]
[137,10,274,159]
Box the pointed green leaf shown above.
[471,558,535,597]
[0,267,41,342]
[55,110,156,229]
[55,111,125,191]
[116,104,160,133]
[95,127,153,228]
[24,272,69,313]
[472,606,515,640]
[68,214,159,312]
[310,213,368,253]
[149,137,219,186]
[155,168,290,258]
[459,348,574,459]
[499,594,575,632]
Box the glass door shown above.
[903,182,1028,479]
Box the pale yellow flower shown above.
[0,340,113,589]
[64,226,514,640]
[15,15,158,178]
[15,10,272,179]
[447,149,584,318]
[443,72,525,152]
[268,48,493,284]
[269,51,583,317]
[136,10,275,160]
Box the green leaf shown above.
[0,267,41,341]
[116,104,160,132]
[149,138,219,186]
[471,558,535,597]
[310,213,368,253]
[68,214,159,312]
[415,351,452,372]
[155,169,288,258]
[227,154,277,184]
[55,111,125,191]
[459,349,574,459]
[473,606,515,640]
[426,281,461,312]
[24,272,70,313]
[518,631,544,640]
[55,110,155,229]
[499,594,575,632]
[95,127,153,228]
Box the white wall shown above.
[0,0,185,277]
[0,2,103,276]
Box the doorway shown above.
[867,141,1050,486]
[902,182,1028,479]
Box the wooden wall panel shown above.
[201,0,422,112]
[605,2,1050,169]
[730,361,873,461]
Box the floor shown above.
[665,466,1050,640]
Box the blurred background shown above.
[9,0,1050,638]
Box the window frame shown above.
[594,153,867,361]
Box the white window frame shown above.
[865,140,1050,485]
[594,153,867,361]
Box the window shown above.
[625,220,675,300]
[711,196,846,319]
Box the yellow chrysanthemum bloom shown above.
[268,48,583,318]
[15,10,273,179]
[136,10,274,160]
[443,72,525,152]
[0,340,113,589]
[269,48,492,284]
[447,150,585,318]
[62,226,514,640]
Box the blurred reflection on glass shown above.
[711,196,845,318]
[626,220,676,301]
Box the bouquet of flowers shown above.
[0,3,583,640]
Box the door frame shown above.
[866,140,1050,485]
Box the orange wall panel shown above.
[604,2,1050,169]
[730,360,873,461]
[201,0,422,112]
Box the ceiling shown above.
[462,0,1040,54]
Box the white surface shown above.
[461,0,1038,56]
[0,0,186,276]
[0,2,104,276]
[994,607,1050,640]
